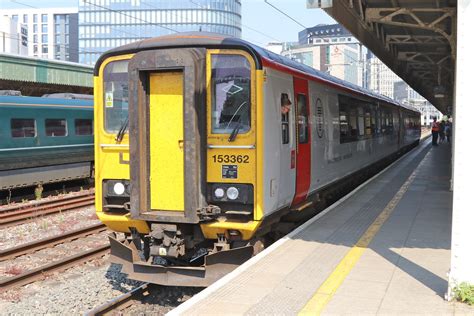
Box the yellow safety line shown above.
[299,168,419,316]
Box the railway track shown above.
[85,283,150,316]
[0,222,106,261]
[0,223,109,292]
[0,244,110,293]
[0,190,95,228]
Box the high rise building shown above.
[78,0,242,65]
[0,16,28,55]
[366,52,401,99]
[394,80,440,126]
[1,8,79,62]
[280,23,365,87]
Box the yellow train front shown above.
[95,34,264,287]
[94,33,421,287]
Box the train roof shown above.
[0,95,93,109]
[95,32,419,114]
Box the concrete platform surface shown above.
[170,139,474,315]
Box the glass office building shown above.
[79,0,242,65]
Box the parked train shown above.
[94,33,421,287]
[0,94,94,191]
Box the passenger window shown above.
[45,119,67,137]
[75,119,93,135]
[365,108,372,135]
[357,106,365,136]
[11,119,36,138]
[281,93,291,144]
[339,96,357,143]
[339,110,349,140]
[297,94,309,144]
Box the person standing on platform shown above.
[446,119,452,144]
[431,118,440,146]
[439,119,446,143]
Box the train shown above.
[0,94,94,191]
[94,33,421,287]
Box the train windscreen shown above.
[103,60,129,133]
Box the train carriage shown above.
[0,95,94,190]
[94,33,420,286]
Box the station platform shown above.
[171,139,473,315]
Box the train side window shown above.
[339,110,349,141]
[11,119,36,138]
[339,97,354,143]
[75,119,93,135]
[357,106,365,137]
[365,106,372,136]
[281,93,291,144]
[45,119,67,137]
[297,94,309,144]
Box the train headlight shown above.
[113,182,126,195]
[207,183,253,204]
[214,188,225,199]
[105,179,130,197]
[226,187,239,200]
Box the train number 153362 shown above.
[212,155,249,164]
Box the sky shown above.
[0,0,336,44]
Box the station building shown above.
[0,16,28,56]
[1,7,79,62]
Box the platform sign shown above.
[105,92,114,108]
[307,0,332,8]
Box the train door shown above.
[149,71,185,212]
[291,77,311,206]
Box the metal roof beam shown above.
[385,35,446,45]
[365,7,456,57]
[316,0,454,113]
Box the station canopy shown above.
[309,0,456,114]
[0,53,93,96]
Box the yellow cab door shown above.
[149,71,185,212]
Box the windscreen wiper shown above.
[228,121,241,142]
[225,101,247,142]
[115,116,129,142]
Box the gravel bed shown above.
[0,231,109,278]
[0,256,200,316]
[0,256,142,315]
[122,285,202,315]
[0,206,99,250]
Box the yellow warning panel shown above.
[149,72,184,211]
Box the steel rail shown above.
[0,189,94,213]
[0,195,95,228]
[0,244,110,292]
[84,283,150,316]
[0,195,94,220]
[0,222,106,261]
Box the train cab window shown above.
[281,93,291,144]
[211,54,251,135]
[103,60,129,133]
[75,119,93,135]
[45,119,67,137]
[11,119,36,138]
[297,94,309,144]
